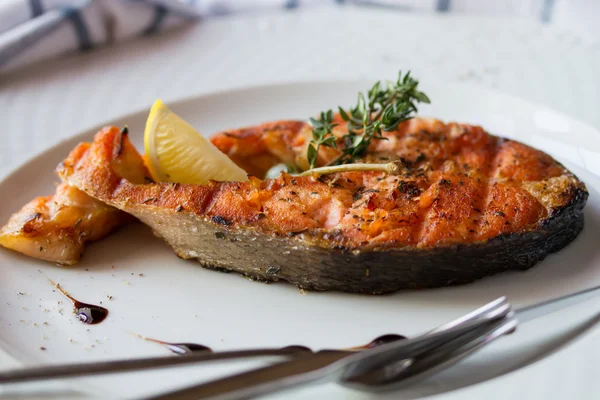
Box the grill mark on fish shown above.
[468,136,501,239]
[198,185,219,216]
[410,182,437,245]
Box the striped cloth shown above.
[0,0,589,73]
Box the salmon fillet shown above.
[0,135,148,265]
[0,182,129,266]
[50,119,586,293]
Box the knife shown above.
[142,284,600,400]
[0,285,598,386]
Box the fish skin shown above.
[49,120,587,293]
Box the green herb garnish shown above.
[306,71,430,169]
[307,110,338,169]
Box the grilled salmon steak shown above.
[47,116,587,293]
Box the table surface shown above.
[0,8,599,399]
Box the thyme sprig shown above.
[297,161,405,177]
[307,110,338,169]
[306,71,430,169]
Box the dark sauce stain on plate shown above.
[48,279,108,325]
[133,333,212,355]
[134,333,405,355]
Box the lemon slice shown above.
[144,99,248,185]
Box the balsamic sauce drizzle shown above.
[48,279,109,325]
[132,333,213,355]
[133,333,406,355]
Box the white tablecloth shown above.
[1,8,599,181]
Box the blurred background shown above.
[1,0,599,73]
[0,0,599,176]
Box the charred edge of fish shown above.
[199,263,234,274]
[116,126,129,156]
[211,216,232,226]
[543,185,588,223]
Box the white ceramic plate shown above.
[0,81,599,399]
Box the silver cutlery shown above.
[0,284,598,390]
[143,284,600,400]
[143,298,515,400]
[0,297,506,385]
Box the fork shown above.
[0,297,508,385]
[1,285,598,387]
[144,284,600,400]
[143,298,515,400]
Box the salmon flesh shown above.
[42,117,589,293]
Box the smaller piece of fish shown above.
[0,182,129,265]
[0,135,148,265]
